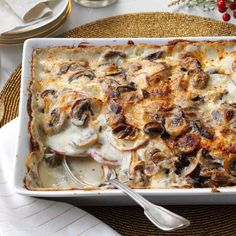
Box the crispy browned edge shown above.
[25,39,236,191]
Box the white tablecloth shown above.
[0,0,232,89]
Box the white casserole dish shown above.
[14,37,236,205]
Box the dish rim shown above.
[15,36,236,197]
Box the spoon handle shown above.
[107,179,190,231]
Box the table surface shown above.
[0,0,232,90]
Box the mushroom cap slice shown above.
[190,70,209,90]
[68,70,95,82]
[144,121,165,137]
[181,156,200,177]
[71,98,102,127]
[42,107,67,135]
[177,133,200,154]
[112,123,139,140]
[165,114,189,137]
[108,128,149,151]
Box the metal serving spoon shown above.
[63,158,190,231]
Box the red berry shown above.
[218,0,227,12]
[233,11,236,18]
[218,0,226,8]
[222,13,231,22]
[218,6,227,13]
[230,3,236,10]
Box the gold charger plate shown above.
[1,12,236,236]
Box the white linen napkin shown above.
[0,0,55,35]
[0,118,120,236]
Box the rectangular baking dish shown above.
[14,37,236,205]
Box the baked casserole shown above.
[25,40,236,190]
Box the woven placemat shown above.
[1,12,236,235]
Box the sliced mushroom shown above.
[200,169,230,187]
[224,109,234,122]
[224,153,236,176]
[147,148,168,164]
[133,160,145,171]
[142,89,150,98]
[179,54,209,89]
[106,100,124,127]
[59,63,70,74]
[181,156,200,177]
[144,161,158,177]
[187,176,210,188]
[71,100,91,126]
[189,69,209,89]
[71,98,102,127]
[191,95,204,102]
[180,53,201,71]
[176,133,200,154]
[130,160,150,186]
[43,108,66,134]
[147,148,161,159]
[68,70,95,82]
[98,63,124,76]
[143,122,165,137]
[41,89,57,98]
[109,129,149,151]
[191,120,214,140]
[212,103,236,127]
[104,50,126,59]
[116,82,137,94]
[59,62,88,74]
[112,123,138,140]
[105,73,127,88]
[198,148,223,169]
[110,102,122,114]
[144,51,164,61]
[72,61,88,69]
[164,110,189,137]
[174,155,191,175]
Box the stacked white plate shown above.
[0,0,71,45]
